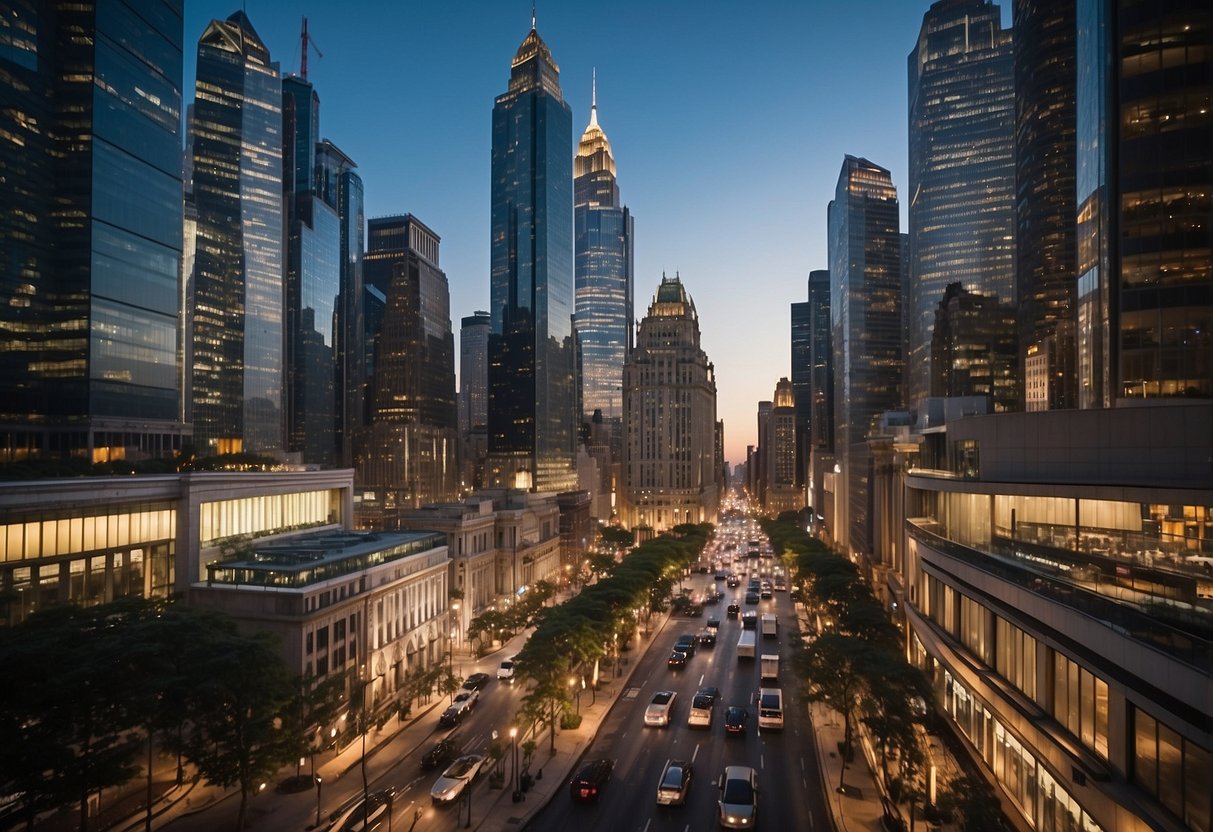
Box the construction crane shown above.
[300,16,323,80]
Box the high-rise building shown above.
[282,76,341,465]
[0,0,187,463]
[755,400,773,509]
[1015,0,1078,411]
[459,311,491,490]
[188,11,284,454]
[574,77,634,422]
[828,157,902,556]
[620,275,719,531]
[907,0,1015,408]
[487,21,576,493]
[1076,0,1213,406]
[791,300,812,502]
[929,282,1018,410]
[765,378,801,515]
[356,215,458,526]
[806,270,834,521]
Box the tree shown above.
[181,629,304,832]
[799,632,873,788]
[859,650,928,817]
[946,774,1014,832]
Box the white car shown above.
[497,658,516,682]
[430,754,485,804]
[644,690,677,727]
[718,765,758,828]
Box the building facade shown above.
[188,11,284,455]
[765,378,801,516]
[487,23,577,493]
[828,156,903,556]
[791,300,812,503]
[619,275,719,531]
[907,0,1015,409]
[356,216,459,527]
[806,269,834,523]
[459,311,490,441]
[929,282,1018,411]
[0,0,187,464]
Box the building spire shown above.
[590,68,598,126]
[531,0,536,31]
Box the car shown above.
[430,755,485,804]
[656,760,694,806]
[724,706,748,735]
[742,611,757,629]
[645,690,677,726]
[727,575,740,588]
[698,685,720,701]
[744,591,760,605]
[462,672,491,691]
[497,659,516,682]
[703,590,722,605]
[674,634,697,656]
[438,696,474,727]
[774,579,787,592]
[453,689,479,710]
[667,650,688,669]
[698,629,717,647]
[688,692,714,727]
[760,587,773,600]
[726,603,740,619]
[569,758,614,802]
[718,765,758,829]
[706,618,721,633]
[330,789,394,832]
[421,736,459,770]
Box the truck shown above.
[760,653,779,681]
[761,612,778,639]
[736,629,756,660]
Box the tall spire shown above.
[590,68,598,126]
[531,0,536,31]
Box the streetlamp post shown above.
[314,775,322,829]
[509,726,519,801]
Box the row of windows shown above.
[1134,710,1211,832]
[1052,653,1109,760]
[199,490,338,545]
[1,506,175,562]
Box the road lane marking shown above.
[642,820,651,832]
[699,673,706,686]
[760,753,765,769]
[692,743,701,762]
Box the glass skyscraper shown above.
[488,23,576,492]
[0,0,186,464]
[907,0,1015,409]
[790,299,811,497]
[188,11,284,454]
[574,80,634,423]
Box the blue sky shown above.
[184,1,1005,465]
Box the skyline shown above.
[182,1,980,465]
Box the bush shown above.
[559,712,583,730]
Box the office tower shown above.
[321,140,365,468]
[0,0,186,463]
[620,275,719,531]
[755,400,773,509]
[282,76,342,465]
[1076,0,1213,406]
[574,77,634,422]
[765,379,800,515]
[460,311,491,490]
[487,22,577,493]
[907,0,1015,409]
[791,300,812,501]
[357,216,458,526]
[1015,0,1078,410]
[828,156,902,556]
[189,11,284,454]
[806,270,834,522]
[929,283,1018,410]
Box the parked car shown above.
[462,672,491,691]
[644,690,677,727]
[655,760,694,806]
[569,758,614,802]
[724,706,748,735]
[430,755,485,804]
[717,765,758,829]
[420,736,459,770]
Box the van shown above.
[760,613,777,639]
[757,687,784,730]
[736,629,756,659]
[759,654,779,681]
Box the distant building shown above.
[0,0,187,463]
[487,23,577,493]
[828,156,902,557]
[620,275,719,531]
[929,283,1018,411]
[806,270,834,522]
[755,401,772,509]
[907,0,1015,408]
[791,301,812,502]
[459,311,491,490]
[765,379,801,516]
[188,11,285,454]
[356,216,459,526]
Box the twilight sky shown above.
[183,1,1009,466]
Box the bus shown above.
[757,687,784,730]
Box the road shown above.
[522,565,831,832]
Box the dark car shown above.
[421,736,459,770]
[742,611,757,629]
[726,603,740,619]
[674,634,697,656]
[744,591,760,605]
[724,706,748,735]
[706,617,721,632]
[697,686,720,703]
[656,759,694,806]
[438,704,465,727]
[668,650,688,669]
[698,629,716,646]
[702,590,721,605]
[462,672,491,691]
[569,758,614,802]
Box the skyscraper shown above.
[828,156,902,555]
[929,282,1018,410]
[620,275,719,531]
[0,0,186,463]
[765,378,801,515]
[357,215,458,526]
[188,11,284,454]
[574,76,634,423]
[790,300,812,500]
[487,21,576,492]
[459,311,490,490]
[907,0,1015,408]
[806,270,834,519]
[1015,0,1078,410]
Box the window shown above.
[1134,707,1212,829]
[995,617,1037,699]
[1052,652,1107,759]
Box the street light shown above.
[509,726,520,801]
[568,676,578,714]
[314,775,323,829]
